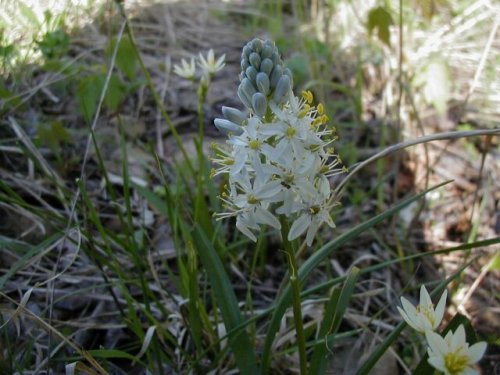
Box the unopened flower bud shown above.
[251,38,263,52]
[242,45,252,59]
[256,72,270,95]
[270,65,283,88]
[261,44,274,59]
[245,66,258,83]
[240,77,256,97]
[252,93,267,117]
[214,118,243,135]
[222,106,246,125]
[249,52,261,70]
[273,75,291,103]
[260,58,274,76]
[237,85,252,109]
[241,59,249,71]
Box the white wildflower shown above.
[173,57,196,80]
[398,285,448,334]
[198,49,225,78]
[426,325,487,375]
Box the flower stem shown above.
[281,220,308,375]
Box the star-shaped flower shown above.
[198,49,225,77]
[397,285,447,334]
[426,325,487,375]
[173,57,196,80]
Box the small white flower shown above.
[173,57,196,80]
[287,197,336,246]
[426,325,487,375]
[198,49,225,77]
[397,285,447,334]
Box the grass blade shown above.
[192,226,258,375]
[309,267,360,374]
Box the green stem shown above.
[281,220,308,375]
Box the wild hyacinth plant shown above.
[212,38,344,374]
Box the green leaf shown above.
[260,181,451,374]
[37,121,72,154]
[107,36,138,80]
[310,267,360,374]
[367,6,394,47]
[87,349,139,361]
[192,227,258,375]
[105,73,127,112]
[0,233,63,289]
[76,73,126,123]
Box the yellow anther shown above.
[302,90,313,104]
[317,103,324,115]
[299,103,311,118]
[312,117,322,127]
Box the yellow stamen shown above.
[444,351,469,375]
[317,103,324,115]
[302,90,313,104]
[247,195,259,204]
[248,139,261,150]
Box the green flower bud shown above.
[240,77,256,97]
[214,118,243,135]
[283,68,293,89]
[261,44,274,59]
[222,106,246,125]
[270,65,283,88]
[242,45,252,59]
[237,85,252,109]
[251,38,263,52]
[273,75,291,103]
[256,72,270,95]
[245,66,258,83]
[241,59,249,71]
[271,51,280,65]
[260,58,273,76]
[252,92,267,117]
[249,52,261,70]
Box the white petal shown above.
[453,325,466,349]
[434,289,448,329]
[288,213,311,241]
[400,297,421,331]
[256,180,282,200]
[426,330,448,356]
[397,307,415,329]
[467,341,487,363]
[461,368,479,375]
[427,355,445,372]
[420,285,432,307]
[236,216,257,242]
[305,220,319,246]
[254,206,281,229]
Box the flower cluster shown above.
[212,38,344,246]
[173,49,225,82]
[398,285,486,375]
